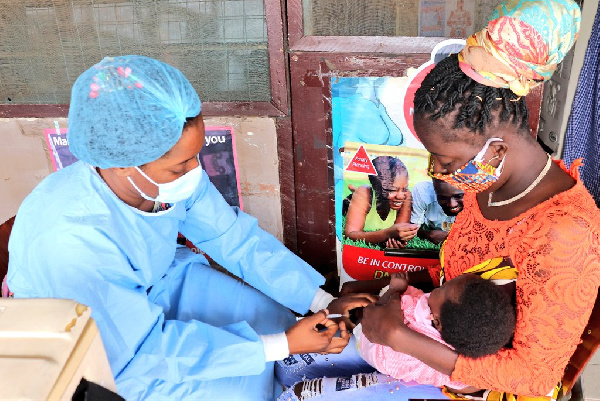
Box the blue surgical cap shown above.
[68,55,202,168]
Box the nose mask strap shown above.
[475,137,505,177]
[134,166,160,186]
[475,137,503,161]
[127,167,159,201]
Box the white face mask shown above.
[127,158,203,204]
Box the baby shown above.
[354,272,516,390]
[276,271,516,398]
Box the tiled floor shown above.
[583,350,600,401]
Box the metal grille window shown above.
[0,0,270,104]
[302,0,503,38]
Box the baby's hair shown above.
[440,276,516,358]
[413,54,529,139]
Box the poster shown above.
[44,127,79,171]
[43,125,243,208]
[419,0,476,38]
[199,127,243,209]
[445,0,474,38]
[333,40,466,283]
[419,0,446,37]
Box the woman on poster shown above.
[344,155,419,248]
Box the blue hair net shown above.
[68,55,202,168]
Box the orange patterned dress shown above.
[428,160,600,396]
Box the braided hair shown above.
[413,54,529,140]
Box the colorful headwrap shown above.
[68,55,202,168]
[458,0,581,96]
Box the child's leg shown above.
[275,334,375,387]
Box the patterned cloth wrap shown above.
[458,0,581,96]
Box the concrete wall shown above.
[0,116,284,241]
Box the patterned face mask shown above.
[428,137,505,193]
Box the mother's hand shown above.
[362,296,459,376]
[328,293,378,329]
[360,295,407,349]
[328,293,378,311]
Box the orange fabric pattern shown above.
[441,160,600,396]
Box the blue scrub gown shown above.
[8,162,325,400]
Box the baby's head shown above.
[428,273,515,358]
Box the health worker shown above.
[7,55,374,400]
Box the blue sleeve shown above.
[180,171,325,314]
[8,228,268,383]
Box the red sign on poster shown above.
[345,145,377,175]
[342,245,439,281]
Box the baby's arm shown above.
[389,273,409,293]
[376,273,409,305]
[339,277,390,296]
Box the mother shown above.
[361,0,600,396]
